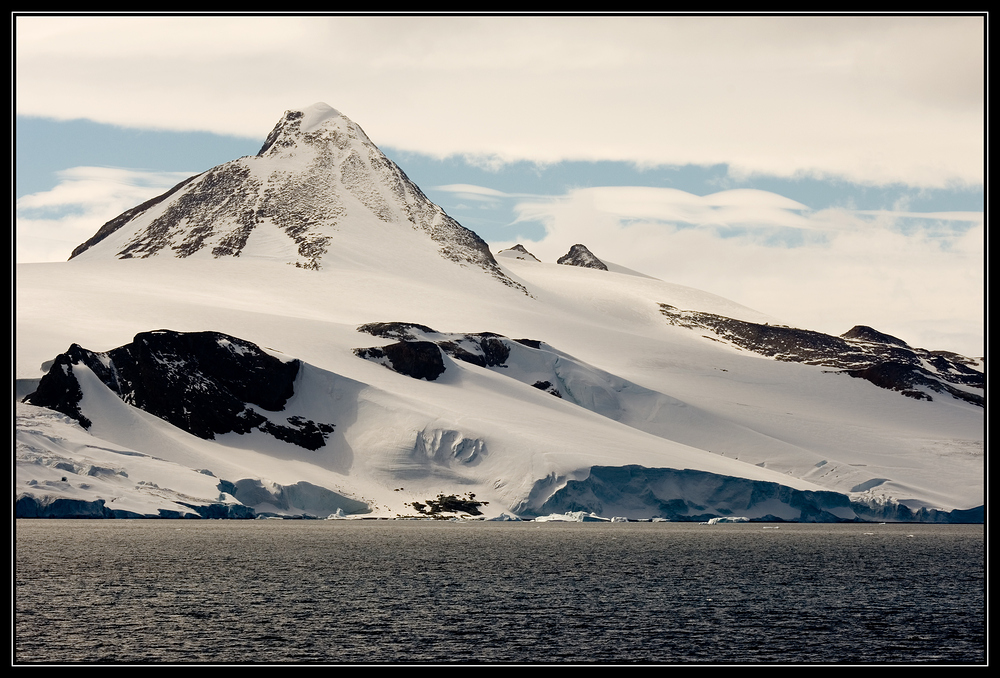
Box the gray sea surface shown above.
[14,520,985,664]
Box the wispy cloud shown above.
[16,166,194,263]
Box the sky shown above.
[13,14,986,356]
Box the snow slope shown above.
[14,104,984,521]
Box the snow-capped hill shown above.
[69,103,525,292]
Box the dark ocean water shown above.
[14,520,984,664]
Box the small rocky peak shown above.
[557,244,608,270]
[497,244,541,262]
[841,325,909,347]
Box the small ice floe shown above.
[325,508,348,520]
[706,516,749,524]
[762,526,780,530]
[486,512,522,521]
[534,511,608,522]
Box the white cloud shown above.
[494,185,984,356]
[434,184,512,199]
[15,166,194,264]
[14,14,984,187]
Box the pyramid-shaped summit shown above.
[70,103,523,290]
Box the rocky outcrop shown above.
[355,323,518,379]
[557,244,608,270]
[659,305,983,406]
[22,330,336,449]
[356,321,440,342]
[354,341,447,381]
[841,324,909,346]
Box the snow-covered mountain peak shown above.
[256,102,361,158]
[300,102,343,132]
[68,105,526,291]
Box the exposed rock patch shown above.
[356,321,439,341]
[353,341,446,382]
[409,492,487,517]
[22,330,337,449]
[841,325,909,346]
[658,304,983,405]
[532,380,563,398]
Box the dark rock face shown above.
[409,492,486,517]
[355,322,520,381]
[531,380,562,398]
[354,341,446,381]
[21,354,93,428]
[841,325,909,346]
[660,304,866,364]
[658,304,983,406]
[354,323,572,405]
[23,330,336,450]
[843,362,982,406]
[257,109,304,156]
[557,244,608,270]
[439,334,510,368]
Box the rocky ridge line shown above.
[658,304,983,405]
